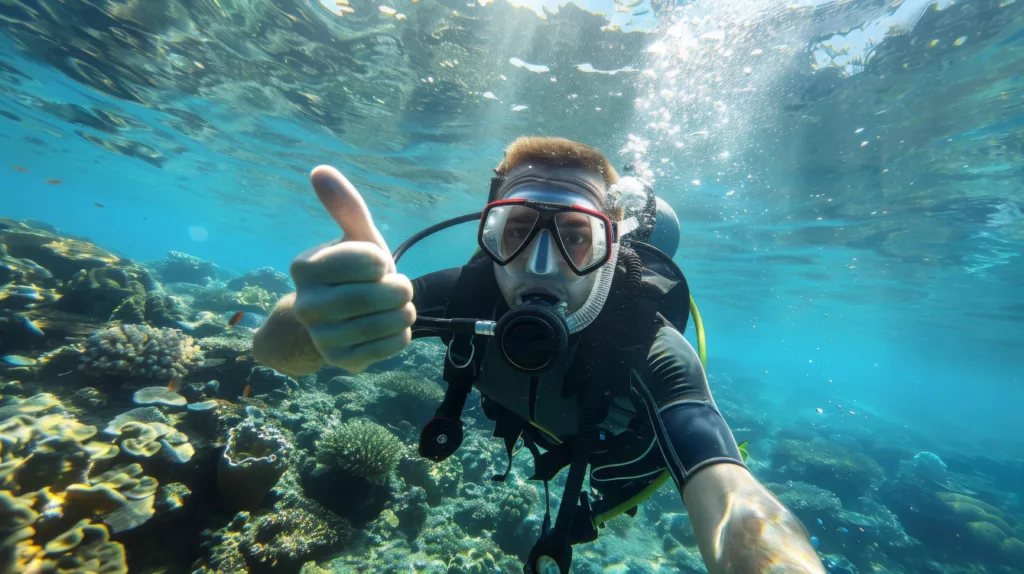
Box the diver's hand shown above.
[289,165,415,373]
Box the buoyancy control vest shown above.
[413,242,696,574]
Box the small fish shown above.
[817,518,823,526]
[15,314,44,337]
[848,410,856,415]
[810,536,819,549]
[228,311,245,327]
[45,179,62,185]
[815,407,824,414]
[11,166,29,172]
[1,355,36,366]
[94,203,105,208]
[167,377,182,392]
[838,527,849,534]
[242,384,252,399]
[633,9,650,15]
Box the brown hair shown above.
[495,137,619,187]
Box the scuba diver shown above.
[253,137,825,574]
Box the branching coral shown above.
[316,419,405,483]
[78,323,203,382]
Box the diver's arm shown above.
[638,326,824,574]
[684,463,824,574]
[252,293,325,377]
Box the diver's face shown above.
[491,185,604,314]
[494,235,600,313]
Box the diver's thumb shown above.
[310,165,391,255]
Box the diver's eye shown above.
[508,226,531,239]
[561,233,587,246]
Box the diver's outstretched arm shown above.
[683,463,825,574]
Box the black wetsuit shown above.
[410,265,746,495]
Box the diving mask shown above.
[478,187,616,276]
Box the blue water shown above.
[2,0,1023,571]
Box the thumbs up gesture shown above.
[289,166,416,373]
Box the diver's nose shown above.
[525,229,559,276]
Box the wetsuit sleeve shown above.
[633,325,746,489]
[409,267,461,340]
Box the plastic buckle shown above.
[447,336,475,369]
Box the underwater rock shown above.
[390,486,429,541]
[227,266,293,296]
[771,438,884,503]
[194,284,279,315]
[0,217,123,281]
[148,250,221,285]
[218,418,291,511]
[656,512,697,547]
[822,553,858,574]
[303,418,405,523]
[398,453,463,507]
[770,480,843,531]
[67,386,108,410]
[77,323,203,383]
[837,497,920,550]
[55,263,169,325]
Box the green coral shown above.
[316,419,405,483]
[369,370,444,402]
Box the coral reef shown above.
[227,266,294,296]
[4,218,1024,574]
[0,518,128,574]
[149,251,221,285]
[193,285,279,315]
[314,418,405,482]
[77,323,203,383]
[218,418,291,511]
[771,480,843,530]
[360,369,445,428]
[301,418,405,523]
[771,438,884,503]
[196,508,348,574]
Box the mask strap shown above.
[488,175,505,203]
